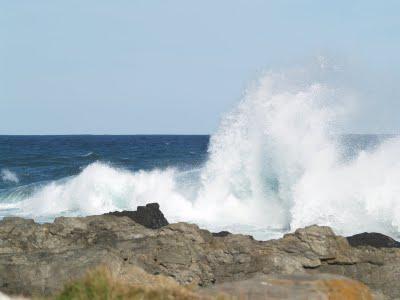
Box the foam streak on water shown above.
[2,73,400,240]
[1,169,19,184]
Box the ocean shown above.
[1,74,400,240]
[0,134,397,240]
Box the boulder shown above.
[104,202,168,229]
[347,232,400,248]
[212,231,231,237]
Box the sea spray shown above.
[3,73,400,240]
[196,74,341,229]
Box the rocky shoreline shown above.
[0,203,399,299]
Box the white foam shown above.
[1,169,19,184]
[16,162,194,221]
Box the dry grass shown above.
[51,267,226,300]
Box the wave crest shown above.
[16,162,193,221]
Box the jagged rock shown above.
[347,232,400,248]
[212,231,231,237]
[104,202,168,229]
[0,209,398,299]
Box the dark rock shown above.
[212,231,231,237]
[347,232,400,248]
[104,203,168,229]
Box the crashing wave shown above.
[2,73,400,240]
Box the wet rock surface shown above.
[211,231,231,237]
[0,205,398,298]
[104,202,168,229]
[347,232,400,248]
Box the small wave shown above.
[82,152,94,157]
[1,169,19,184]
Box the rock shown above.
[347,232,400,248]
[202,273,374,300]
[0,211,399,299]
[104,202,168,229]
[212,231,231,237]
[49,266,374,300]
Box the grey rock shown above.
[0,212,398,298]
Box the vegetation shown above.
[51,267,225,300]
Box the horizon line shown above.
[0,133,399,136]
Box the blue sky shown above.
[1,1,400,134]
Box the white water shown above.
[5,73,400,240]
[1,169,19,184]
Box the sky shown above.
[1,0,400,134]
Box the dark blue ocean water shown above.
[0,135,209,190]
